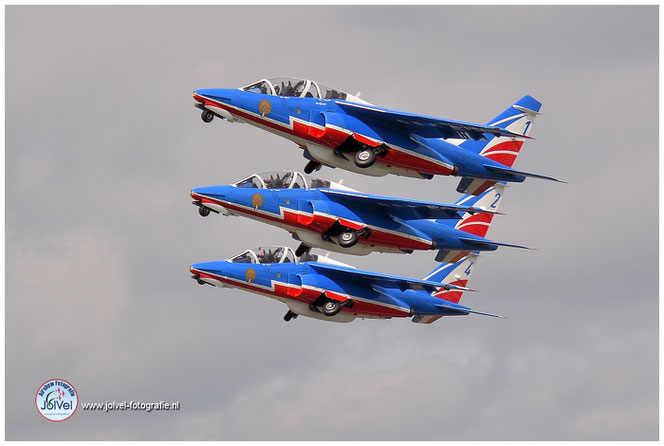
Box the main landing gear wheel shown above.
[201,110,214,123]
[199,206,211,217]
[338,230,359,248]
[354,148,376,168]
[304,160,321,174]
[321,300,341,317]
[283,310,298,322]
[295,243,311,257]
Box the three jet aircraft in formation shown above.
[189,77,560,323]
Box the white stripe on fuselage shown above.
[192,267,411,315]
[200,95,455,173]
[197,192,433,247]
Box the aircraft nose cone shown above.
[193,89,207,102]
[194,88,214,96]
[193,88,234,104]
[192,185,228,198]
[191,261,225,280]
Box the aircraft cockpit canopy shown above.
[234,171,308,189]
[229,246,297,264]
[240,78,371,104]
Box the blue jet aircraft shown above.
[190,246,497,323]
[191,172,526,262]
[193,78,563,195]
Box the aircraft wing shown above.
[335,101,529,141]
[308,262,473,294]
[319,189,499,220]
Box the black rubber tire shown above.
[201,110,214,123]
[304,160,321,174]
[295,243,311,257]
[284,311,297,322]
[321,300,341,317]
[354,148,376,168]
[338,230,359,248]
[199,206,211,217]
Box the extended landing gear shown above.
[354,148,377,168]
[283,310,299,322]
[295,243,311,257]
[201,110,214,123]
[198,206,211,217]
[304,160,322,174]
[321,300,341,317]
[338,230,359,248]
[310,293,353,318]
[337,227,371,248]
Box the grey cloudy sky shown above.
[6,5,658,440]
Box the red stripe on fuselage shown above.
[202,97,455,176]
[199,195,433,251]
[197,270,409,318]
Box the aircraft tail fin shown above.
[414,253,503,323]
[437,182,506,238]
[422,253,479,305]
[460,95,541,168]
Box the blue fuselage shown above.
[191,184,498,255]
[193,88,526,182]
[191,259,473,320]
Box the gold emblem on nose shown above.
[245,268,256,283]
[259,99,272,117]
[251,193,264,210]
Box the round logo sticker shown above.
[35,379,78,422]
[258,99,272,117]
[251,193,264,210]
[245,268,257,283]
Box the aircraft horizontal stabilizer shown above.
[434,303,504,318]
[483,164,567,183]
[458,237,533,250]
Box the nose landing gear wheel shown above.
[201,110,214,123]
[321,300,341,317]
[338,230,359,248]
[199,206,211,217]
[354,148,376,168]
